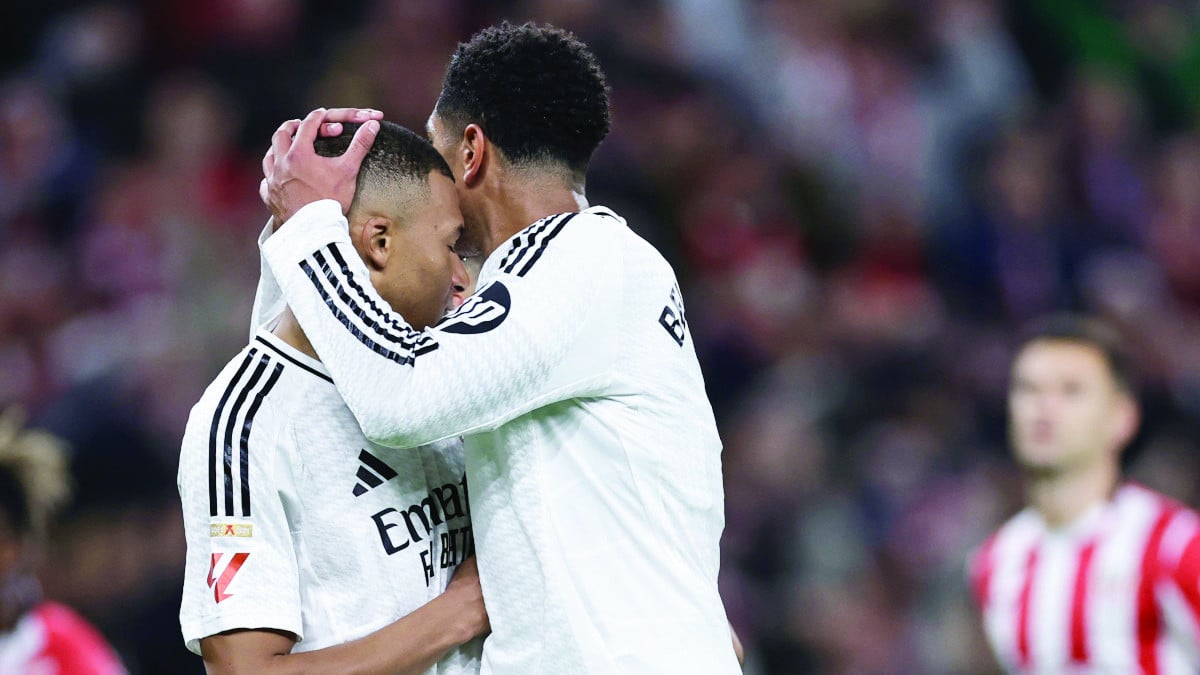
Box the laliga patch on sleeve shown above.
[437,281,511,335]
[210,523,254,538]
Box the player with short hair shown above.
[258,23,740,673]
[179,119,487,674]
[0,408,127,675]
[969,313,1200,673]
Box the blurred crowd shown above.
[2,0,1199,672]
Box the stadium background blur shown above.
[1,0,1199,672]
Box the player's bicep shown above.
[201,629,297,675]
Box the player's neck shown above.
[1025,458,1119,529]
[481,177,588,255]
[273,307,320,361]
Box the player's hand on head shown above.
[262,107,383,225]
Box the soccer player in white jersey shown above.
[969,314,1200,673]
[256,22,741,674]
[179,119,489,674]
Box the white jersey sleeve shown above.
[250,219,285,336]
[178,347,304,654]
[261,199,620,448]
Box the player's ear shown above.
[360,216,393,271]
[461,123,487,187]
[1111,394,1140,451]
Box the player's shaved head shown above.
[314,121,454,221]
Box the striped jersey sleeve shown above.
[261,199,620,449]
[178,345,302,654]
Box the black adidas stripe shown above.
[324,245,437,353]
[313,249,426,349]
[359,448,399,480]
[209,349,258,517]
[501,213,568,274]
[496,213,557,271]
[515,213,577,277]
[238,361,282,517]
[222,354,271,516]
[254,335,332,383]
[300,259,414,365]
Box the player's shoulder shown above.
[979,507,1041,559]
[492,206,632,277]
[183,333,325,455]
[1114,482,1198,526]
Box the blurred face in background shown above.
[1008,339,1137,476]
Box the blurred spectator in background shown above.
[2,0,1200,672]
[0,407,125,674]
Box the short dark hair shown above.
[434,21,611,176]
[1016,313,1137,394]
[314,121,453,203]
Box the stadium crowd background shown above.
[1,0,1199,672]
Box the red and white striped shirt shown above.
[970,483,1200,674]
[0,602,126,675]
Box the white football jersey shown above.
[178,327,481,673]
[262,200,738,674]
[970,483,1200,674]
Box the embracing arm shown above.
[262,202,616,447]
[201,557,488,675]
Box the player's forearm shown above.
[203,592,483,675]
[280,593,481,675]
[263,200,612,447]
[260,202,526,446]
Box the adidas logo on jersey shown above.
[352,449,399,497]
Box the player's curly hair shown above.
[0,408,72,541]
[435,21,611,177]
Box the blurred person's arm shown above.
[200,556,488,675]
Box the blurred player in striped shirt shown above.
[969,314,1200,673]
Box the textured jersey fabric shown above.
[0,602,126,675]
[178,327,480,673]
[969,483,1200,674]
[263,200,738,674]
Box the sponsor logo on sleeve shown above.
[210,523,254,538]
[207,552,249,603]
